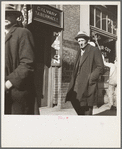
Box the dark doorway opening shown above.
[28,21,53,107]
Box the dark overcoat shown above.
[5,25,39,114]
[65,44,104,106]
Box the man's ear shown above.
[16,16,23,27]
[16,15,24,22]
[16,17,21,21]
[85,39,88,44]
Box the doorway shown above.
[28,21,53,107]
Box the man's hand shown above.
[5,84,8,92]
[5,80,13,92]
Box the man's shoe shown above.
[110,105,117,110]
[93,105,98,109]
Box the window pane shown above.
[111,15,117,35]
[96,8,100,28]
[90,6,94,26]
[102,13,106,31]
[113,21,117,35]
[108,15,112,33]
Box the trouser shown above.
[107,84,117,107]
[71,91,93,115]
[113,87,117,107]
[5,92,12,114]
[5,92,35,115]
[5,101,35,115]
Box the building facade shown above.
[62,5,117,108]
[17,4,118,109]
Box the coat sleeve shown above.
[89,48,104,85]
[7,29,35,89]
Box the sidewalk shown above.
[39,101,116,116]
[39,101,77,115]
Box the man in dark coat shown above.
[65,31,104,115]
[5,4,39,114]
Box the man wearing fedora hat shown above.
[65,31,104,115]
[5,4,39,114]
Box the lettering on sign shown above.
[33,5,62,28]
[51,32,61,66]
[35,10,59,23]
[37,6,57,16]
[102,52,107,57]
[107,18,117,31]
[100,46,111,53]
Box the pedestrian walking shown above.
[103,57,117,109]
[5,4,39,114]
[65,31,104,115]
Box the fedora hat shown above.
[5,4,22,17]
[75,31,90,40]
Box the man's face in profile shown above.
[78,38,88,49]
[5,13,17,29]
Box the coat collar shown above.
[73,44,91,75]
[5,24,18,43]
[79,44,91,66]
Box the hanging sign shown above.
[51,32,62,66]
[33,5,63,29]
[21,5,28,28]
[28,9,33,24]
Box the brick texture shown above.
[61,5,80,103]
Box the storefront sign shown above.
[100,46,111,53]
[51,32,62,66]
[100,45,112,59]
[33,5,63,28]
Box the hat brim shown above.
[6,9,22,17]
[75,34,90,40]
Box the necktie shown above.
[79,49,84,67]
[74,50,84,91]
[76,51,84,76]
[81,49,85,56]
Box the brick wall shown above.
[63,5,80,41]
[52,67,62,107]
[61,5,80,103]
[51,5,110,107]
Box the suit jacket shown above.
[65,44,104,106]
[5,25,37,114]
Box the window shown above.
[90,5,117,35]
[96,8,100,28]
[90,6,94,26]
[108,15,112,33]
[102,13,106,31]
